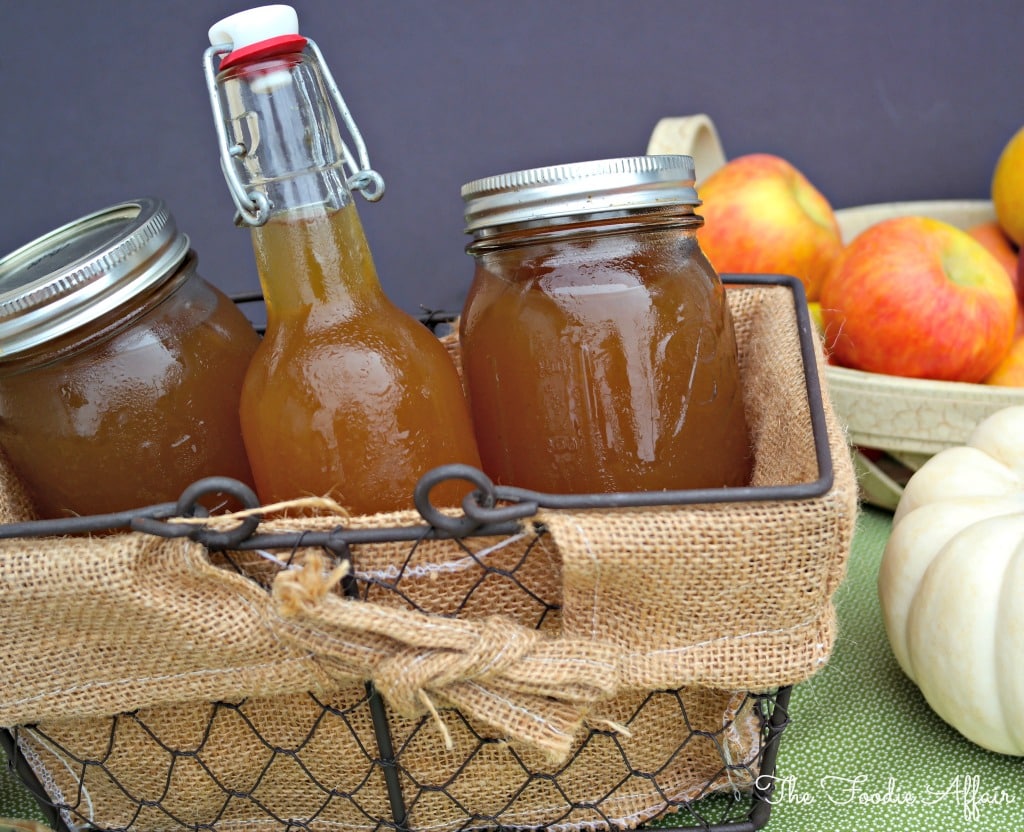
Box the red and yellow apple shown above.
[819,216,1017,383]
[696,153,842,301]
[985,333,1024,386]
[968,221,1022,333]
[992,125,1024,246]
[967,221,1019,286]
[1019,245,1024,305]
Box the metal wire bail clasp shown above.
[202,36,386,227]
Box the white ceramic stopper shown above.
[208,5,299,51]
[208,5,301,93]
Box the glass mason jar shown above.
[459,155,753,494]
[0,198,260,519]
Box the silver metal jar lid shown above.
[0,197,190,358]
[461,155,699,234]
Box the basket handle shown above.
[645,113,728,184]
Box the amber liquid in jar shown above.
[240,202,481,514]
[0,254,259,518]
[460,217,752,493]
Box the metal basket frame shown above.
[0,274,828,832]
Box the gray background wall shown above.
[2,1,1022,315]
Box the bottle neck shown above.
[217,53,382,316]
[219,52,351,210]
[250,201,382,317]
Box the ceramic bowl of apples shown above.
[647,115,1024,509]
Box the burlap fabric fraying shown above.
[0,285,858,832]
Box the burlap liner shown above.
[0,284,857,831]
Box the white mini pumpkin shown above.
[878,405,1024,755]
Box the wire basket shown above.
[0,275,856,832]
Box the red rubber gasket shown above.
[219,34,307,69]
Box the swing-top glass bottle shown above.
[205,5,480,514]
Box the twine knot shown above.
[373,616,538,720]
[268,551,622,763]
[272,551,350,616]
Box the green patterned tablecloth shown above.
[764,507,1022,831]
[0,755,38,824]
[2,507,1021,829]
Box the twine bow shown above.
[271,552,622,763]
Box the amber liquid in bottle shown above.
[240,202,481,514]
[460,226,752,494]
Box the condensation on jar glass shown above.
[0,198,259,519]
[458,155,753,494]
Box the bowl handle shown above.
[646,114,728,184]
